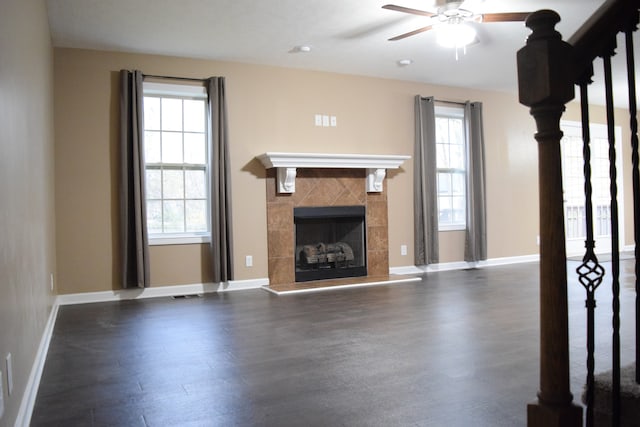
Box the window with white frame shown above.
[435,105,466,231]
[142,82,209,244]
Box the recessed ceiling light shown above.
[397,59,413,67]
[291,45,312,53]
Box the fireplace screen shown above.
[294,205,367,282]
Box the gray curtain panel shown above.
[414,95,439,265]
[119,69,150,288]
[206,77,234,282]
[464,101,487,262]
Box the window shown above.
[560,120,623,255]
[435,105,466,231]
[142,82,209,244]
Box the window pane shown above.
[144,131,161,163]
[146,169,162,199]
[163,200,185,233]
[436,143,449,168]
[184,133,206,164]
[186,200,207,232]
[452,196,466,223]
[162,132,183,163]
[147,200,162,234]
[450,144,465,169]
[185,169,206,199]
[161,98,183,131]
[163,170,184,199]
[144,97,160,130]
[449,118,464,145]
[452,173,465,195]
[438,196,453,224]
[184,100,205,132]
[436,117,448,144]
[437,173,451,195]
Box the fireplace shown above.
[259,153,410,287]
[294,205,367,282]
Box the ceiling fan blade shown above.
[382,4,436,18]
[389,25,435,41]
[481,12,532,22]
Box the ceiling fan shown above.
[383,0,532,42]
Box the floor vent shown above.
[171,294,202,299]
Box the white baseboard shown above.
[14,302,59,427]
[56,278,268,306]
[391,253,540,275]
[483,254,540,266]
[389,265,424,275]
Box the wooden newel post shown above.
[517,10,583,427]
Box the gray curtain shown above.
[119,69,150,288]
[206,77,234,282]
[464,101,487,262]
[414,95,439,265]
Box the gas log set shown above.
[298,242,355,269]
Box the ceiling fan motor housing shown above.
[435,0,474,21]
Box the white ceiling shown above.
[46,0,636,107]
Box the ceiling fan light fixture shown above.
[436,22,476,48]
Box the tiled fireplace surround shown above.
[265,168,389,286]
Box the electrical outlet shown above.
[5,354,12,396]
[245,255,253,267]
[330,116,337,127]
[314,114,322,126]
[400,245,408,256]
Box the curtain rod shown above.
[143,74,206,82]
[419,96,467,106]
[435,99,467,106]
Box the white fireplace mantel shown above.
[257,152,410,194]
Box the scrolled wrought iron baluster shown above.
[624,18,640,386]
[602,40,621,427]
[576,72,606,427]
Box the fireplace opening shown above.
[294,205,367,282]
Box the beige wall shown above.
[0,1,56,425]
[53,47,636,294]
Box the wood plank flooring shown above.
[31,261,638,426]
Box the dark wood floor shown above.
[31,260,637,426]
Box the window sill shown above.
[149,234,210,246]
[438,225,466,232]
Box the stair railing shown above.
[516,1,640,426]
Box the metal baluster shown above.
[624,19,640,386]
[603,43,621,426]
[576,70,606,427]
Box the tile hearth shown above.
[262,274,421,295]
